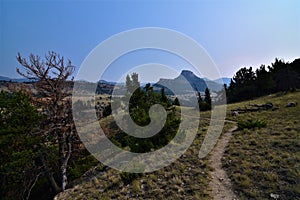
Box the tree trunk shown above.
[39,154,61,194]
[60,134,72,191]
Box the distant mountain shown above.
[213,78,231,87]
[153,70,223,94]
[202,77,211,82]
[0,75,37,83]
[203,77,231,87]
[99,80,117,85]
[0,72,227,95]
[0,76,10,82]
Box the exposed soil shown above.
[208,126,238,200]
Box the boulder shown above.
[231,111,239,116]
[286,102,296,107]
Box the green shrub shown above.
[68,154,99,180]
[199,102,211,111]
[120,172,143,184]
[237,119,267,130]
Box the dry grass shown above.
[224,91,300,199]
[57,91,300,199]
[56,107,218,199]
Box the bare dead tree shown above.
[16,51,76,193]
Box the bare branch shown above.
[16,52,77,193]
[24,172,43,200]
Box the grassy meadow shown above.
[224,91,300,199]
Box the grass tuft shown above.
[237,119,267,130]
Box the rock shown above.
[219,177,224,182]
[53,189,74,200]
[265,103,273,110]
[286,102,296,107]
[226,159,232,165]
[270,193,280,199]
[231,111,239,116]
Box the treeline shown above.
[226,58,300,103]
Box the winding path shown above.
[208,125,238,200]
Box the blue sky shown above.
[0,0,299,82]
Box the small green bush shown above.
[120,172,143,184]
[68,155,99,180]
[238,119,267,130]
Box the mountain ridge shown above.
[154,70,224,94]
[0,75,36,83]
[1,71,230,95]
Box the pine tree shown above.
[160,87,169,106]
[173,97,180,106]
[0,91,42,199]
[204,88,212,105]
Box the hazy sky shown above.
[1,0,299,82]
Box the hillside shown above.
[0,80,116,95]
[224,91,300,199]
[55,91,300,199]
[55,108,213,199]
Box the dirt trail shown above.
[208,126,238,200]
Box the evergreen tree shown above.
[227,67,256,102]
[197,92,203,102]
[173,97,180,106]
[0,91,43,199]
[255,65,275,96]
[204,88,212,105]
[126,74,133,93]
[160,87,169,106]
[290,58,300,88]
[198,88,212,111]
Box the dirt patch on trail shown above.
[208,126,238,200]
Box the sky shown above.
[0,0,299,83]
